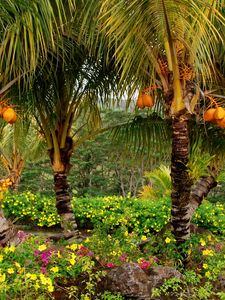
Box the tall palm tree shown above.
[79,0,225,244]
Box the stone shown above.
[105,263,183,300]
[145,266,183,288]
[105,262,152,299]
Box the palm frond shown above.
[111,112,171,165]
[0,0,76,84]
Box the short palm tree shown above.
[16,39,118,235]
[0,120,46,191]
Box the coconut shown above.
[3,108,17,124]
[214,107,225,120]
[203,108,216,122]
[142,94,154,108]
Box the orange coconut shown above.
[203,108,216,122]
[136,95,144,109]
[142,94,154,108]
[3,108,17,124]
[217,117,225,128]
[214,107,225,120]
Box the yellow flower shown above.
[38,244,47,252]
[69,253,76,266]
[40,274,52,286]
[15,262,21,269]
[57,251,61,258]
[202,249,214,256]
[205,271,211,278]
[165,237,171,244]
[66,243,78,251]
[200,239,206,247]
[203,263,208,269]
[4,246,15,253]
[26,273,38,280]
[83,295,91,300]
[85,238,90,243]
[207,235,212,241]
[7,268,14,274]
[47,284,54,292]
[141,235,148,241]
[0,273,5,283]
[111,251,117,256]
[0,255,3,262]
[50,266,59,273]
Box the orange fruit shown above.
[214,107,225,120]
[217,117,225,128]
[203,108,216,122]
[142,94,154,108]
[3,108,17,124]
[136,95,144,109]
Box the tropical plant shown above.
[138,165,171,199]
[0,0,78,243]
[0,121,46,191]
[78,0,225,247]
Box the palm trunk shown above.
[189,172,218,217]
[54,171,79,236]
[170,113,193,243]
[0,209,19,246]
[50,136,80,237]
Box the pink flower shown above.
[76,246,93,257]
[40,266,47,274]
[215,243,223,252]
[119,253,128,262]
[138,259,150,269]
[17,231,29,241]
[106,263,116,268]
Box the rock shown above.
[105,263,152,299]
[215,273,225,291]
[105,263,183,300]
[145,266,183,288]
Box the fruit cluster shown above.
[136,93,154,109]
[0,178,12,192]
[203,107,225,128]
[0,104,17,124]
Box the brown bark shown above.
[170,113,192,243]
[54,171,79,236]
[0,209,19,246]
[189,173,217,217]
[49,136,80,237]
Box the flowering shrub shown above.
[73,195,171,234]
[2,191,60,227]
[2,192,225,235]
[0,232,107,299]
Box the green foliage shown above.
[2,191,60,227]
[138,165,171,199]
[192,200,225,234]
[97,292,124,300]
[0,235,106,299]
[3,192,225,235]
[73,195,171,234]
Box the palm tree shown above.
[0,0,77,242]
[0,0,121,238]
[0,120,46,191]
[79,0,225,244]
[15,38,118,235]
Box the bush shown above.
[2,191,60,227]
[2,192,225,235]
